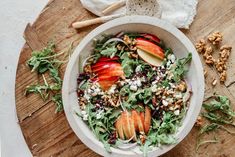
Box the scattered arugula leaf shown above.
[25,42,72,112]
[170,53,192,82]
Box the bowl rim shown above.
[62,15,204,157]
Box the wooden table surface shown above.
[15,0,235,156]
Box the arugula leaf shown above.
[84,103,121,152]
[52,93,63,112]
[203,95,235,117]
[170,53,192,82]
[120,52,138,77]
[199,123,219,135]
[25,42,70,112]
[100,45,117,58]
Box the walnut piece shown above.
[195,116,203,127]
[220,45,232,61]
[205,55,215,65]
[84,64,92,73]
[219,70,227,83]
[212,79,217,86]
[195,39,206,53]
[123,35,132,44]
[208,31,223,45]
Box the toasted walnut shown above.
[140,133,146,144]
[205,46,213,55]
[195,116,203,127]
[215,59,226,72]
[212,79,217,86]
[219,70,227,83]
[84,64,92,73]
[208,31,223,45]
[116,44,123,51]
[195,39,206,53]
[220,45,232,61]
[205,55,215,65]
[123,35,132,44]
[129,51,138,59]
[204,69,208,78]
[176,81,186,92]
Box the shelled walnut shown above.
[220,45,232,61]
[195,39,206,53]
[208,31,223,45]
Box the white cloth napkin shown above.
[80,0,198,29]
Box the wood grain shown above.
[15,0,235,156]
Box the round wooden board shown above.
[15,0,235,156]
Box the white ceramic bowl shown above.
[62,15,204,157]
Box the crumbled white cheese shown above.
[130,85,138,91]
[84,92,90,100]
[136,79,142,87]
[162,99,168,106]
[174,92,183,99]
[81,110,87,115]
[174,110,180,116]
[151,85,158,92]
[96,110,104,120]
[170,54,176,63]
[83,114,88,121]
[135,65,142,73]
[108,84,117,94]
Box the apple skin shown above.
[140,33,161,44]
[137,49,162,67]
[115,116,125,140]
[144,106,151,134]
[136,38,164,60]
[91,57,124,90]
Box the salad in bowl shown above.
[76,32,192,154]
[62,16,204,157]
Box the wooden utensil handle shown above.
[72,17,103,29]
[72,14,124,29]
[102,0,126,15]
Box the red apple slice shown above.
[144,106,151,134]
[121,111,132,139]
[140,33,161,43]
[137,49,162,67]
[129,116,137,141]
[98,56,119,62]
[136,38,164,60]
[115,117,125,140]
[131,110,139,131]
[139,112,145,134]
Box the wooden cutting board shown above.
[15,0,235,156]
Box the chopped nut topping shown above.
[220,45,232,62]
[219,70,227,83]
[195,116,203,127]
[195,39,206,54]
[208,31,223,45]
[205,55,215,65]
[176,81,186,92]
[123,35,132,44]
[204,70,208,78]
[212,79,217,86]
[84,64,92,73]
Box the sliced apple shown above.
[98,56,119,62]
[121,111,132,139]
[131,110,139,131]
[140,112,145,133]
[137,49,162,66]
[144,106,151,134]
[140,33,161,44]
[129,116,137,141]
[91,57,124,90]
[136,38,164,60]
[115,117,125,140]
